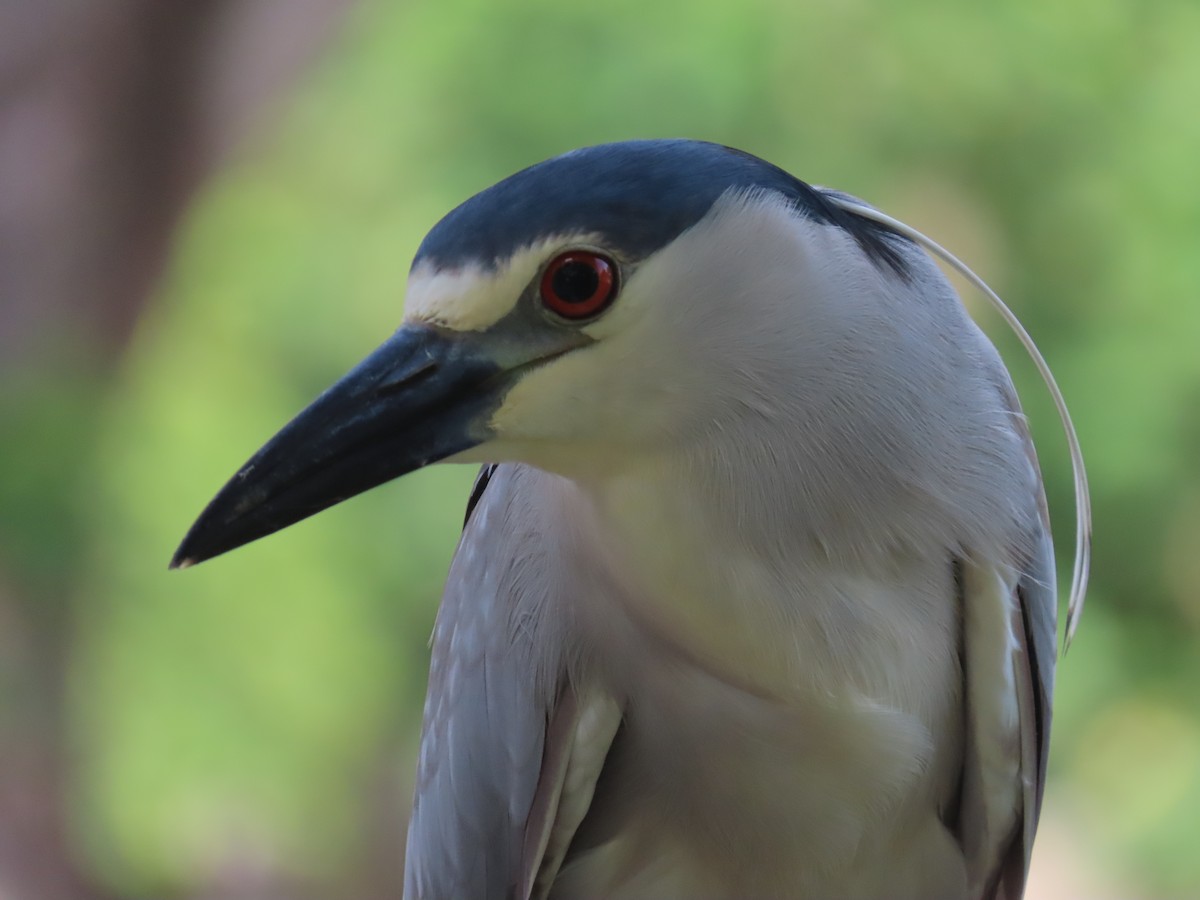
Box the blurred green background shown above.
[1,0,1198,897]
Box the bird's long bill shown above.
[171,324,503,568]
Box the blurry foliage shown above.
[2,0,1191,894]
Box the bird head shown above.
[171,140,909,567]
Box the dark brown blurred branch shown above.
[0,0,355,369]
[0,2,354,897]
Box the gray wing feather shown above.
[404,465,548,899]
[1004,383,1059,898]
[1017,513,1057,820]
[958,377,1058,900]
[404,465,619,899]
[1005,510,1058,897]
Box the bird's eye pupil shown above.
[539,251,618,320]
[552,261,600,304]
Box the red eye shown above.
[540,251,618,320]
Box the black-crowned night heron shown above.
[173,139,1090,899]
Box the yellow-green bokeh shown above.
[27,0,1200,894]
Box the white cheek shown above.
[490,351,601,442]
[488,336,689,470]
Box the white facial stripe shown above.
[403,259,528,332]
[404,235,602,332]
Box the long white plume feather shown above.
[827,197,1091,650]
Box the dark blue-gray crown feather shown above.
[414,140,909,276]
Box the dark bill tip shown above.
[170,325,504,568]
